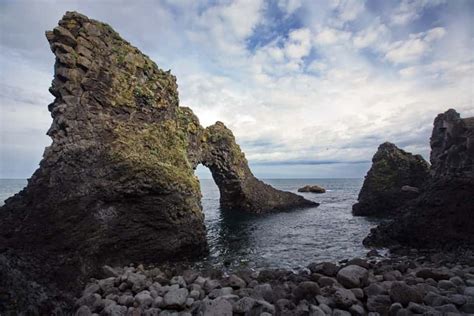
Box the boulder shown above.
[337,265,369,289]
[198,298,233,316]
[163,288,188,309]
[333,288,357,308]
[308,262,338,276]
[298,185,326,193]
[389,281,423,306]
[353,142,429,216]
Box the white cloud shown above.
[353,20,389,49]
[314,27,351,45]
[384,27,446,64]
[391,0,446,25]
[330,0,366,23]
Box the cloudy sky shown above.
[1,0,473,179]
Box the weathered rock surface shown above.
[353,142,430,216]
[364,109,474,248]
[201,122,318,213]
[0,11,315,314]
[298,185,326,193]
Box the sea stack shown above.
[0,11,316,313]
[352,142,430,216]
[364,109,474,248]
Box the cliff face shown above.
[0,12,316,313]
[430,109,474,178]
[352,142,430,216]
[364,109,474,248]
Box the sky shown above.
[0,0,473,179]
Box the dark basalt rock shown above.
[0,11,315,314]
[364,109,474,248]
[201,122,318,213]
[298,185,326,193]
[352,142,430,216]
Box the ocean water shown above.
[0,178,382,270]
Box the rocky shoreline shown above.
[72,250,474,316]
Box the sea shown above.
[0,178,383,271]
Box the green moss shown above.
[110,120,200,195]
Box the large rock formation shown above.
[0,12,315,313]
[202,122,317,212]
[352,142,430,216]
[364,109,474,248]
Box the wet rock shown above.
[311,304,329,316]
[199,298,233,316]
[318,276,337,287]
[75,305,92,316]
[364,283,387,297]
[292,281,320,301]
[233,297,256,314]
[253,283,275,302]
[424,292,450,306]
[203,279,221,293]
[333,288,357,308]
[388,302,402,316]
[118,295,134,307]
[98,277,116,294]
[227,274,246,289]
[333,308,351,316]
[389,281,423,306]
[416,268,453,281]
[337,265,369,288]
[134,291,153,308]
[103,304,127,316]
[170,276,186,288]
[76,293,103,312]
[464,286,474,296]
[83,283,100,297]
[383,270,402,281]
[308,262,338,276]
[163,288,188,309]
[349,304,366,316]
[102,266,120,278]
[253,300,276,314]
[367,295,391,314]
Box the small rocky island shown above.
[298,185,326,194]
[0,11,473,316]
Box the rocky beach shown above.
[74,249,474,316]
[0,10,473,316]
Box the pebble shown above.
[72,256,474,315]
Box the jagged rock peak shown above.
[430,108,474,178]
[352,142,430,216]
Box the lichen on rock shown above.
[352,142,430,216]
